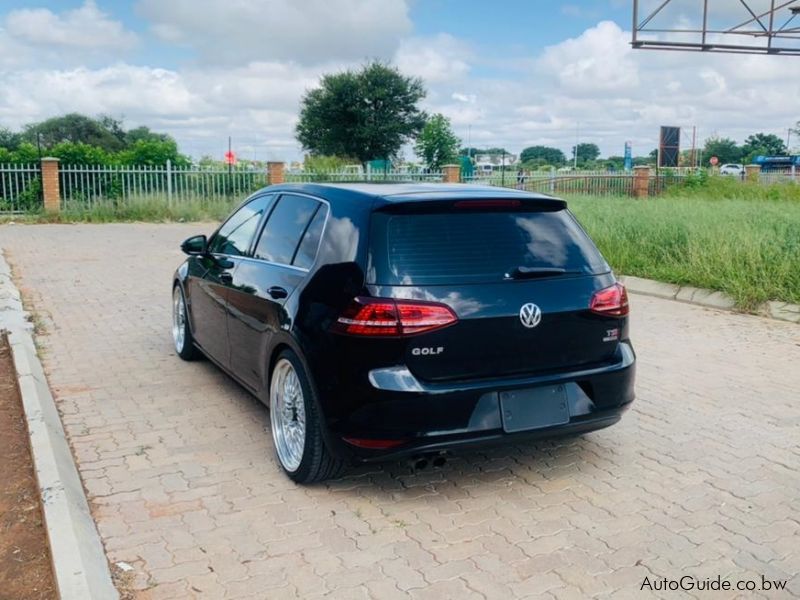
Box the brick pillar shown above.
[267,161,285,185]
[633,166,650,198]
[41,157,61,212]
[442,164,461,184]
[745,164,761,183]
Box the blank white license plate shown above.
[500,385,570,433]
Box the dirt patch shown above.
[0,335,57,600]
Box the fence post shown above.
[166,159,173,207]
[267,162,285,185]
[633,166,650,198]
[41,157,61,212]
[442,164,461,183]
[366,163,372,182]
[745,164,761,183]
[549,167,556,194]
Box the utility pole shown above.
[227,136,232,196]
[573,122,580,170]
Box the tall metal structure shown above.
[632,0,800,55]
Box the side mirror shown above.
[181,234,208,256]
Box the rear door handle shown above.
[268,286,288,299]
[219,272,233,284]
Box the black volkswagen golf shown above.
[172,183,635,483]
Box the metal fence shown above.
[58,162,268,208]
[464,172,637,196]
[0,163,41,212]
[760,168,798,185]
[284,167,443,183]
[1,162,796,214]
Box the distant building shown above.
[472,153,517,172]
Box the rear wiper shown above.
[505,266,581,279]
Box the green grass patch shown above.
[567,184,800,310]
[1,195,237,224]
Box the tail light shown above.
[342,437,407,449]
[332,297,457,337]
[590,283,629,317]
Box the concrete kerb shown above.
[0,250,118,600]
[619,274,800,324]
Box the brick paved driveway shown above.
[1,223,799,599]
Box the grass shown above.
[0,196,237,224]
[567,178,800,310]
[2,179,798,310]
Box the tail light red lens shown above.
[332,297,457,337]
[590,283,629,317]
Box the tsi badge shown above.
[412,346,444,356]
[519,303,542,329]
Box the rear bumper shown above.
[323,342,636,462]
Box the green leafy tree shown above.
[116,139,190,166]
[49,142,111,165]
[415,113,460,170]
[520,146,566,166]
[296,61,426,165]
[741,132,787,163]
[23,113,126,152]
[702,137,742,165]
[124,126,172,146]
[0,127,22,151]
[571,143,600,165]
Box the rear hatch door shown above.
[367,198,622,382]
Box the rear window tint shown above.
[368,210,608,285]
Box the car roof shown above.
[266,182,561,206]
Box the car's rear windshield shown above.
[367,208,609,285]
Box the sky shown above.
[0,0,798,162]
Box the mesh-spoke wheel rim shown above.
[270,359,306,472]
[172,287,186,353]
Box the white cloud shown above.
[538,21,639,94]
[394,34,471,83]
[136,0,412,65]
[4,0,137,51]
[1,5,798,163]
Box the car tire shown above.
[172,284,200,361]
[269,349,344,483]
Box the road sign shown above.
[224,151,236,165]
[710,156,719,166]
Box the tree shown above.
[296,61,426,165]
[571,143,600,164]
[415,114,460,170]
[23,113,126,152]
[519,146,566,166]
[701,137,742,165]
[459,147,509,157]
[0,127,22,151]
[124,126,172,146]
[49,142,110,165]
[740,132,787,163]
[116,139,190,167]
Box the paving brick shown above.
[2,223,799,598]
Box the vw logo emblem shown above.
[519,303,542,328]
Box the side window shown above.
[209,194,274,256]
[292,205,328,269]
[254,194,320,266]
